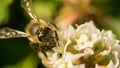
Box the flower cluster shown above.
[38,21,120,68]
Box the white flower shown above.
[38,21,120,68]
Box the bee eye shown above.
[30,24,40,35]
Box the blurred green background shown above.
[0,0,120,68]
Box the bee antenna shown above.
[37,17,40,22]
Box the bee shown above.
[0,0,59,55]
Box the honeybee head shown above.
[25,20,47,43]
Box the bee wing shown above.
[0,27,28,39]
[21,0,39,21]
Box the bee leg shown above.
[29,42,41,51]
[29,42,47,57]
[54,31,58,41]
[53,31,59,46]
[41,50,47,57]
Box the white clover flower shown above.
[38,21,120,68]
